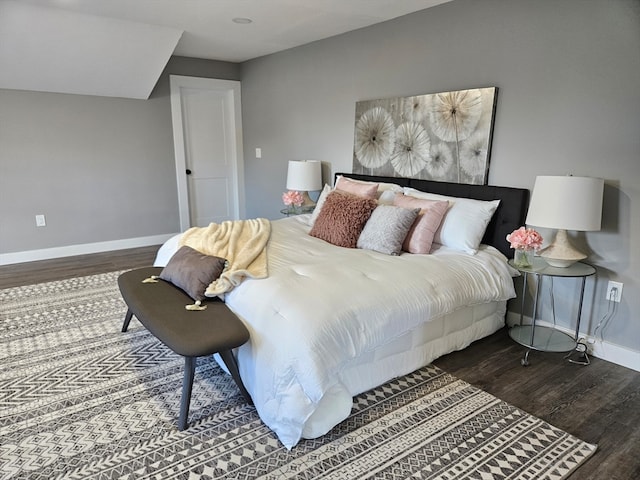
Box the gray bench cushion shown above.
[118,266,249,357]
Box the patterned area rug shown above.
[0,271,596,480]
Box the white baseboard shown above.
[506,312,639,372]
[0,233,178,266]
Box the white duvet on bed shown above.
[155,215,517,449]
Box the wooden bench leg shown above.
[178,356,196,431]
[121,309,133,332]
[219,349,253,405]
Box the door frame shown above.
[169,75,245,231]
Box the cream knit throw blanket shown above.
[179,218,271,296]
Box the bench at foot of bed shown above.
[117,266,252,431]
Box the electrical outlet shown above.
[606,281,623,302]
[35,214,46,227]
[255,147,262,159]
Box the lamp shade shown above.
[286,160,322,191]
[525,175,604,232]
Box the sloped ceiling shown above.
[0,1,183,99]
[0,0,451,99]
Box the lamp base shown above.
[538,229,586,268]
[299,191,316,207]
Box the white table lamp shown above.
[286,160,322,206]
[525,175,604,267]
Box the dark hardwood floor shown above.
[435,333,640,480]
[0,245,160,289]
[1,246,638,479]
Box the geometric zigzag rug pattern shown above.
[0,271,596,480]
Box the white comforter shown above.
[155,215,517,449]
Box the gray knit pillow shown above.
[357,205,420,255]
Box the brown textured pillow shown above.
[309,190,378,248]
[159,245,226,301]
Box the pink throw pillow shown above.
[334,176,378,199]
[393,194,449,254]
[309,190,378,248]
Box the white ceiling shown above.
[0,0,451,99]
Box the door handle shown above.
[186,169,192,175]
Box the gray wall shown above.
[0,56,239,254]
[240,0,639,358]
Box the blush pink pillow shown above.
[309,190,378,248]
[393,194,449,254]
[334,176,378,199]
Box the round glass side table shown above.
[508,257,596,366]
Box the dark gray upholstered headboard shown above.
[335,173,529,258]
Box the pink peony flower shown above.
[506,226,543,251]
[282,190,304,207]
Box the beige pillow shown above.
[335,176,378,199]
[309,190,378,248]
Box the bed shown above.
[154,173,529,449]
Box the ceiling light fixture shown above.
[232,17,253,24]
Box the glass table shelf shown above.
[509,258,596,366]
[509,325,576,353]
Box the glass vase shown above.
[287,204,302,215]
[513,248,534,269]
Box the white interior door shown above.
[170,75,244,231]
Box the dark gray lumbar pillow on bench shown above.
[159,245,227,302]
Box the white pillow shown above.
[308,183,333,227]
[403,187,500,255]
[377,189,398,205]
[375,181,404,194]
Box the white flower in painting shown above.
[401,95,430,123]
[391,122,430,177]
[354,107,396,169]
[460,132,489,181]
[426,143,454,180]
[429,89,483,142]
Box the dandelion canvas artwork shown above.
[353,87,497,185]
